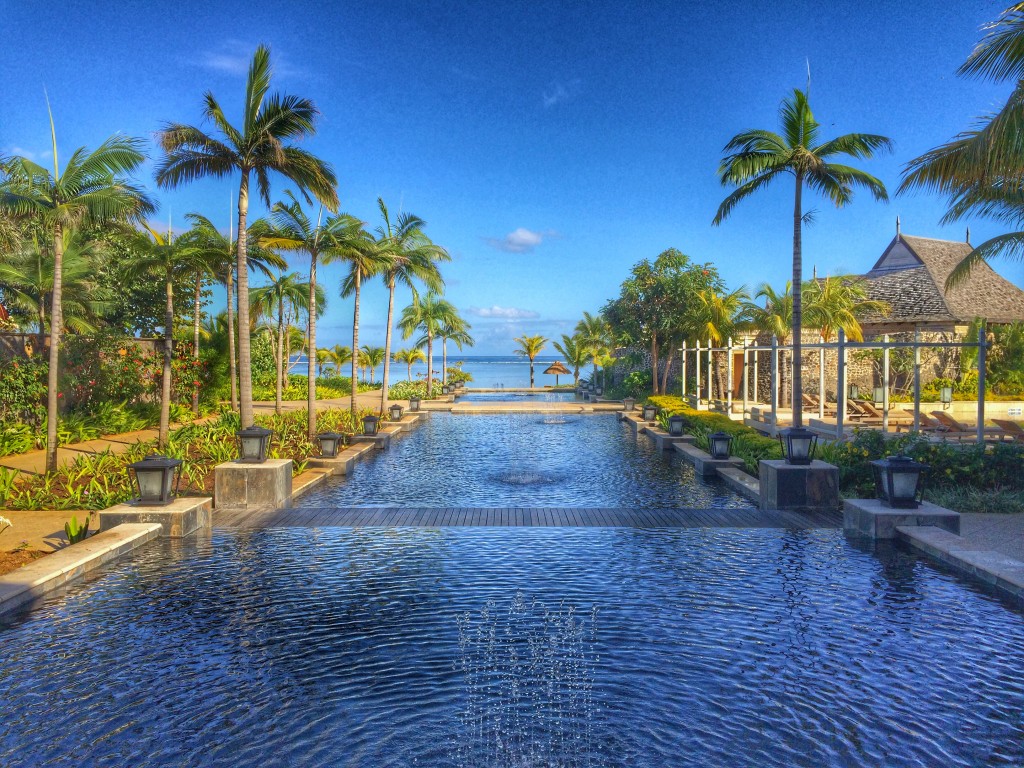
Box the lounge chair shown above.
[990,419,1024,443]
[929,410,1008,441]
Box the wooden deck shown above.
[214,506,841,530]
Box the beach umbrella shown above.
[543,361,571,387]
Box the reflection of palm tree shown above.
[399,291,458,394]
[714,88,891,427]
[1,117,154,472]
[374,198,448,411]
[393,347,426,381]
[513,334,548,388]
[553,334,589,386]
[156,44,338,429]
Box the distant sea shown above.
[288,354,580,389]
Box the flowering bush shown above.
[0,355,46,424]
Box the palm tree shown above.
[374,198,449,412]
[155,44,338,429]
[0,115,153,472]
[393,347,426,381]
[439,316,474,383]
[330,344,352,377]
[697,286,749,399]
[251,272,309,414]
[360,345,386,382]
[803,275,889,342]
[513,334,548,388]
[713,88,891,428]
[398,291,458,394]
[260,193,365,438]
[575,311,612,384]
[316,348,331,378]
[122,225,202,448]
[899,4,1024,287]
[742,282,794,404]
[338,225,389,413]
[552,333,589,385]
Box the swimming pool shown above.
[296,413,752,508]
[455,390,579,402]
[2,526,1022,767]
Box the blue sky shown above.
[3,0,1022,354]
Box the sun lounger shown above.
[990,419,1024,443]
[929,411,1009,441]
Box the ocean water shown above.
[292,354,587,389]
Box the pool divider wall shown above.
[100,496,212,538]
[214,459,293,511]
[843,498,960,539]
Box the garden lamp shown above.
[128,454,183,506]
[409,395,421,412]
[362,415,380,436]
[873,387,885,407]
[623,397,636,411]
[642,404,658,422]
[707,431,734,460]
[779,426,817,466]
[940,386,953,410]
[389,404,404,421]
[237,426,273,463]
[667,415,686,437]
[871,455,928,509]
[316,432,345,458]
[848,383,860,400]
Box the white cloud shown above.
[543,78,581,108]
[466,306,540,319]
[484,227,550,253]
[196,41,303,78]
[3,146,51,163]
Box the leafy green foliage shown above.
[0,355,46,424]
[64,514,90,544]
[388,380,442,400]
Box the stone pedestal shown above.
[306,454,355,476]
[99,496,212,538]
[645,430,696,452]
[676,443,745,477]
[759,460,840,512]
[351,433,392,450]
[844,497,960,539]
[214,458,292,510]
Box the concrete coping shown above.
[0,523,161,617]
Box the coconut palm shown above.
[575,311,613,383]
[713,88,892,428]
[552,333,589,385]
[803,275,889,342]
[315,348,332,378]
[360,345,386,383]
[393,347,426,381]
[439,316,474,384]
[330,344,352,377]
[181,213,285,412]
[121,225,203,448]
[251,272,310,414]
[0,115,154,471]
[373,198,449,412]
[742,282,794,404]
[697,286,750,399]
[899,4,1024,287]
[155,44,338,429]
[513,334,548,388]
[399,291,458,394]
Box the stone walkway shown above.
[960,513,1024,562]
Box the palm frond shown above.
[946,231,1024,289]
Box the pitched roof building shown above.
[858,232,1024,335]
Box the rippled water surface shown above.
[455,390,579,402]
[299,413,751,507]
[2,527,1023,767]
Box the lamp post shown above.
[707,431,734,460]
[389,403,404,421]
[127,454,183,506]
[362,415,380,436]
[237,426,273,463]
[667,415,685,436]
[940,386,953,410]
[316,432,345,458]
[871,455,929,508]
[779,426,817,466]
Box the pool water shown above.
[298,413,751,508]
[2,526,1023,767]
[455,390,578,402]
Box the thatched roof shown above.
[859,234,1024,326]
[543,361,571,375]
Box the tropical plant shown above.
[155,43,338,430]
[251,273,312,414]
[360,345,386,382]
[802,275,889,342]
[713,88,892,427]
[392,347,426,381]
[697,286,750,398]
[438,313,474,385]
[552,333,589,385]
[64,514,90,544]
[513,334,548,388]
[742,282,794,405]
[398,291,459,395]
[338,223,389,412]
[330,344,353,376]
[0,111,154,472]
[575,312,613,385]
[316,348,332,377]
[373,198,449,412]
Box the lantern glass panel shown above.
[873,387,884,405]
[137,468,165,500]
[389,405,404,420]
[668,417,684,436]
[241,436,262,459]
[891,469,919,500]
[940,386,953,404]
[410,397,420,412]
[363,417,379,436]
[708,432,733,459]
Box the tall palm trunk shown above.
[159,267,174,449]
[792,176,804,428]
[236,172,254,428]
[226,267,238,411]
[407,361,413,381]
[426,332,434,394]
[529,356,535,388]
[275,303,284,415]
[380,277,396,413]
[442,338,448,385]
[192,271,202,416]
[350,267,361,416]
[44,224,64,473]
[307,252,318,440]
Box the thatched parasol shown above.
[543,360,571,387]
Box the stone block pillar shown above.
[214,459,293,510]
[759,459,840,512]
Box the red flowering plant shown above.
[61,331,158,410]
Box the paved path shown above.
[960,513,1024,562]
[215,505,841,530]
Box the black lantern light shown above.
[128,454,183,506]
[362,415,380,436]
[848,383,860,400]
[667,415,686,436]
[237,426,273,463]
[316,432,345,458]
[623,397,636,411]
[441,384,451,395]
[940,386,953,410]
[642,404,658,422]
[707,431,734,460]
[779,426,818,465]
[871,455,929,508]
[409,395,421,412]
[389,403,404,421]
